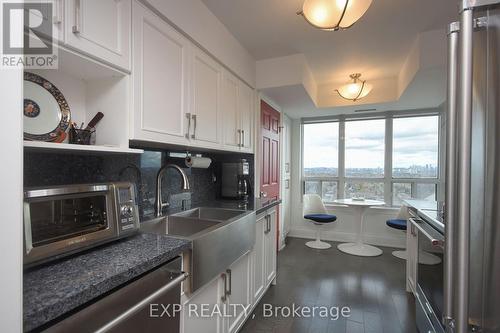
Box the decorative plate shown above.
[23,72,70,141]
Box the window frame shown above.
[301,111,443,206]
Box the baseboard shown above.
[288,227,405,249]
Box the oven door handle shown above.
[408,217,445,249]
[94,271,189,333]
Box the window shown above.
[302,114,442,206]
[393,116,439,178]
[303,122,339,177]
[345,119,385,178]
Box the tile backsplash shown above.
[24,149,254,221]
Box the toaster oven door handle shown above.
[408,217,445,249]
[24,184,110,199]
[94,271,189,333]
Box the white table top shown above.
[333,199,385,207]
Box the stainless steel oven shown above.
[23,182,140,266]
[409,215,445,333]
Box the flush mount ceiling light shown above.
[297,0,372,31]
[335,73,373,101]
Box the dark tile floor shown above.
[240,237,417,333]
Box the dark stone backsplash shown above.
[24,149,254,221]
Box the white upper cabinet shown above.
[222,71,241,150]
[221,70,255,152]
[65,0,131,71]
[189,47,222,147]
[131,1,190,146]
[238,81,254,153]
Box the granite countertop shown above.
[24,233,191,332]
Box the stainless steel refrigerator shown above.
[445,1,500,332]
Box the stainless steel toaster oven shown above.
[23,182,140,266]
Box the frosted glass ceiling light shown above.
[297,0,372,31]
[335,73,372,101]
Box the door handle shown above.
[226,269,232,296]
[444,20,459,327]
[191,114,197,139]
[221,273,228,302]
[185,113,191,139]
[260,191,267,198]
[94,271,188,333]
[72,0,81,33]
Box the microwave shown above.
[23,182,140,266]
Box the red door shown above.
[260,101,280,200]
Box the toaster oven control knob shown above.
[121,205,133,217]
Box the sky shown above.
[303,116,439,169]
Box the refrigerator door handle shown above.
[455,7,474,333]
[444,21,460,330]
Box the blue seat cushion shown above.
[386,219,407,230]
[304,214,337,223]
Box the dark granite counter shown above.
[24,233,191,332]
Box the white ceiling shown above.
[202,0,457,82]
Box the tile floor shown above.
[240,237,417,333]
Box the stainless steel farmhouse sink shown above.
[140,208,256,292]
[174,207,245,221]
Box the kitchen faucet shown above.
[155,164,190,217]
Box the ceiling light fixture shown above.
[335,73,372,101]
[297,0,372,31]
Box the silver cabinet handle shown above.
[241,129,245,147]
[185,113,191,139]
[444,20,459,327]
[53,0,63,24]
[221,273,227,302]
[95,272,188,333]
[226,269,232,296]
[237,129,242,147]
[72,0,81,33]
[191,114,197,139]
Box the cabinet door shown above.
[222,71,240,150]
[252,214,266,303]
[190,48,222,147]
[226,254,251,333]
[406,223,418,293]
[182,275,224,333]
[66,0,131,71]
[238,81,254,153]
[132,2,190,146]
[265,209,277,285]
[28,0,65,43]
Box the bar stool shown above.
[386,218,408,259]
[303,194,337,249]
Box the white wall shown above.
[144,0,256,87]
[0,67,23,331]
[288,119,405,248]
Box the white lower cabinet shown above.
[225,254,251,333]
[182,207,278,333]
[181,275,225,333]
[406,221,418,293]
[252,214,266,303]
[264,209,277,286]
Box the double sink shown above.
[141,207,256,292]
